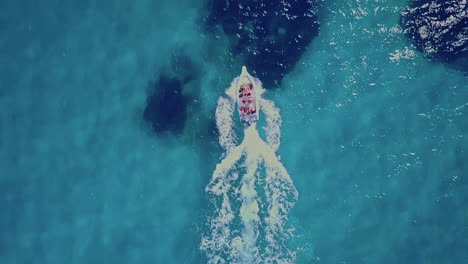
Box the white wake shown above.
[201,77,298,264]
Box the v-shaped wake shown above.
[201,67,298,264]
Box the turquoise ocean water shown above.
[1,0,467,263]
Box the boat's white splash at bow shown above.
[201,76,298,264]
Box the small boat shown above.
[236,66,259,128]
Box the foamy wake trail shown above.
[201,95,298,264]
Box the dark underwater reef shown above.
[143,75,188,134]
[401,0,467,64]
[143,53,199,135]
[144,0,320,135]
[204,0,320,88]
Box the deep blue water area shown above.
[1,0,467,263]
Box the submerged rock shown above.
[143,75,188,134]
[143,52,199,135]
[401,0,467,62]
[204,0,320,87]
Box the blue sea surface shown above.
[1,0,467,263]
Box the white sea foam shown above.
[201,76,298,263]
[215,97,238,154]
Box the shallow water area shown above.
[1,0,467,263]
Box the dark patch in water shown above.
[204,0,320,88]
[143,50,202,135]
[401,0,467,64]
[143,75,188,134]
[143,50,220,138]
